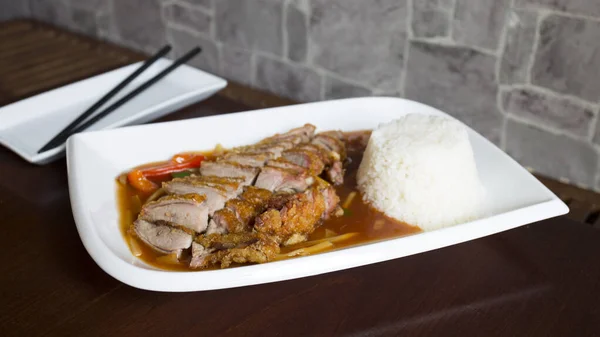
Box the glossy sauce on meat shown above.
[117,132,421,271]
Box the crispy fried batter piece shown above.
[254,185,326,244]
[191,232,280,269]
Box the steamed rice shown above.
[357,114,484,231]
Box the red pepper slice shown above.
[126,153,205,191]
[127,169,159,193]
[141,154,204,179]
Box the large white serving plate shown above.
[66,97,568,292]
[0,58,227,164]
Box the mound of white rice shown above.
[357,114,484,231]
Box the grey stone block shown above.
[164,3,212,34]
[216,0,283,56]
[31,0,100,36]
[167,26,219,75]
[405,41,503,143]
[96,12,119,42]
[66,0,109,12]
[532,15,600,102]
[113,0,166,51]
[412,0,452,38]
[502,88,595,138]
[499,10,537,85]
[453,0,510,50]
[290,0,309,13]
[221,46,252,85]
[287,5,307,63]
[255,56,321,102]
[310,0,407,91]
[324,77,372,100]
[181,0,213,9]
[0,0,30,20]
[505,119,598,187]
[593,117,600,145]
[515,0,600,17]
[30,0,71,28]
[69,7,98,36]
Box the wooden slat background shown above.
[1,19,598,226]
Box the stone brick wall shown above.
[2,0,600,191]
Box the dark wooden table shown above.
[1,20,600,337]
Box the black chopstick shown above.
[38,45,173,153]
[62,47,202,139]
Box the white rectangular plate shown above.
[0,59,227,164]
[66,97,568,292]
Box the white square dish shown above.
[0,58,227,164]
[66,97,568,292]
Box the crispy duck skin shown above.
[239,186,273,207]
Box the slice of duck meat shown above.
[281,149,325,175]
[260,134,304,146]
[312,134,346,160]
[254,166,314,192]
[162,177,229,215]
[133,219,192,255]
[308,135,347,185]
[314,177,342,219]
[265,158,307,175]
[296,145,343,184]
[190,232,280,269]
[240,141,294,159]
[200,161,260,186]
[325,160,344,185]
[139,194,209,233]
[284,123,317,143]
[259,124,316,145]
[222,152,269,167]
[294,143,333,164]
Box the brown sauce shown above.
[116,133,421,271]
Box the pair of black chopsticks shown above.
[38,45,202,153]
